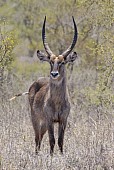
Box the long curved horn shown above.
[42,16,53,56]
[61,16,78,58]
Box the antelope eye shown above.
[58,61,62,65]
[50,61,54,65]
[58,60,65,65]
[59,61,65,65]
[58,61,63,66]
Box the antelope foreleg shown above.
[48,122,55,155]
[58,120,67,154]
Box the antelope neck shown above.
[49,74,66,103]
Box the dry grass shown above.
[0,69,114,170]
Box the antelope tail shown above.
[9,92,29,101]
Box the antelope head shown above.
[37,16,78,80]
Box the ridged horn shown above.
[61,16,78,58]
[42,16,53,56]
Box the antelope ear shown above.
[65,51,77,63]
[37,50,50,62]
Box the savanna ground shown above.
[0,62,114,170]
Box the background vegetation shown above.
[0,0,114,169]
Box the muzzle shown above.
[51,71,59,78]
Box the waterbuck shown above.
[29,16,78,155]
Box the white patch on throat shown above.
[51,77,63,85]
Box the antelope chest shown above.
[53,101,70,122]
[52,105,65,122]
[43,97,69,121]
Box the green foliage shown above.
[12,59,49,77]
[82,85,114,108]
[0,29,17,69]
[0,20,18,91]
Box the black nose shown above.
[51,71,59,78]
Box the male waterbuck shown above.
[29,16,78,155]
